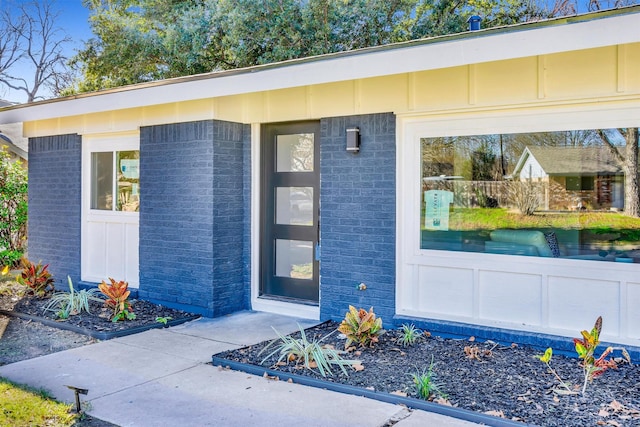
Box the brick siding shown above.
[27,134,82,287]
[319,113,396,325]
[138,120,248,316]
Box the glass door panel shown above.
[275,239,313,279]
[276,134,314,172]
[276,187,313,225]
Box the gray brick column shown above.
[319,113,396,325]
[28,134,82,286]
[139,120,249,316]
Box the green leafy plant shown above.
[536,316,631,395]
[155,316,172,325]
[337,306,383,348]
[1,249,23,269]
[412,358,443,400]
[43,277,104,319]
[98,278,136,322]
[259,324,361,377]
[534,347,576,395]
[16,258,55,297]
[398,323,421,347]
[0,146,28,265]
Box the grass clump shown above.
[0,377,76,426]
[412,358,443,400]
[259,324,361,377]
[398,323,421,347]
[43,276,105,319]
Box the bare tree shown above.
[597,128,640,217]
[0,1,71,102]
[0,9,24,77]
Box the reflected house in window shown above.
[512,146,624,211]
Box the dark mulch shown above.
[0,289,197,337]
[215,321,640,427]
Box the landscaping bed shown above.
[213,321,640,427]
[0,289,199,340]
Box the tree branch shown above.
[596,129,625,166]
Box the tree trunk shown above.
[623,128,640,217]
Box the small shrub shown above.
[398,323,421,347]
[536,316,631,395]
[508,179,541,216]
[16,259,55,297]
[1,249,23,268]
[573,316,631,394]
[98,278,136,322]
[0,146,28,261]
[259,324,361,377]
[412,358,443,400]
[43,276,104,319]
[337,306,383,348]
[155,316,172,325]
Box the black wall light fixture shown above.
[346,127,360,153]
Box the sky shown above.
[0,0,93,103]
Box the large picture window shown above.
[420,128,640,262]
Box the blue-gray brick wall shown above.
[138,120,248,317]
[28,134,82,288]
[242,128,252,309]
[319,113,396,325]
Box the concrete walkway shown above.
[0,311,480,427]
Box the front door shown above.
[260,121,320,303]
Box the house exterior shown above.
[1,7,640,351]
[512,146,625,211]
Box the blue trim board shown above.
[393,315,640,363]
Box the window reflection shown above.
[420,128,640,263]
[276,133,314,172]
[91,150,140,212]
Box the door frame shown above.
[81,131,140,287]
[250,123,320,319]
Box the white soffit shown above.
[0,8,639,124]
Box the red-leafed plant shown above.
[337,306,383,348]
[536,316,631,395]
[16,258,55,297]
[573,316,630,394]
[98,278,136,322]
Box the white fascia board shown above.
[1,10,639,124]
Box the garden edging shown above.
[0,309,200,340]
[211,355,525,427]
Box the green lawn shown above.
[424,208,640,243]
[0,378,77,427]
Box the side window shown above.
[90,150,140,212]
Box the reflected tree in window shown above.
[420,127,640,261]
